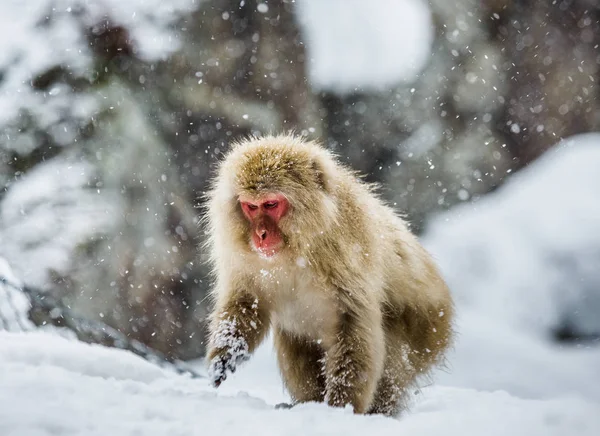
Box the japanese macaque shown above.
[203,134,454,416]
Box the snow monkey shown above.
[204,134,453,416]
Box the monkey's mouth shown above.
[251,239,284,258]
[251,227,286,258]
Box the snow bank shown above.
[1,330,599,436]
[0,331,164,383]
[423,132,600,338]
[296,0,434,93]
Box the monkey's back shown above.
[331,166,453,345]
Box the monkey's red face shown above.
[239,193,289,257]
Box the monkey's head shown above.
[207,134,339,260]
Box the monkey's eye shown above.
[264,201,278,210]
[247,203,259,211]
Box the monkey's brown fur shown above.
[204,134,453,416]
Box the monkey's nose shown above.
[257,228,267,240]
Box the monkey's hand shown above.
[207,318,250,387]
[207,345,249,387]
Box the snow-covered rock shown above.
[423,132,600,338]
[0,157,119,288]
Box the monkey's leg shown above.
[207,291,270,387]
[369,306,453,416]
[368,331,415,417]
[324,298,385,414]
[273,327,326,404]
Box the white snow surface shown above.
[0,330,599,436]
[296,0,434,93]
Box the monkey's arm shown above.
[325,289,385,414]
[207,290,270,387]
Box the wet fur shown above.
[203,134,454,416]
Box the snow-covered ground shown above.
[0,331,599,436]
[1,133,600,434]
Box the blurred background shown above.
[0,0,599,397]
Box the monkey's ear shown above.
[311,157,333,192]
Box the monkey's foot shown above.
[274,402,295,410]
